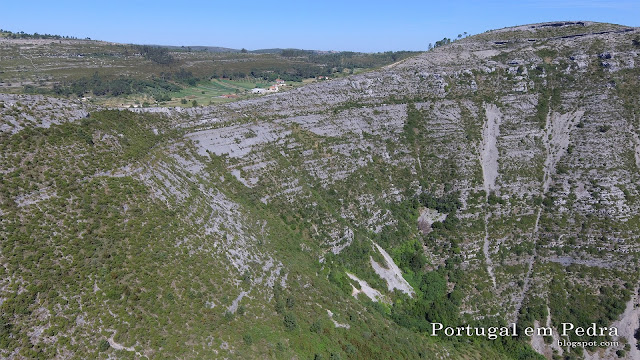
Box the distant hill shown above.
[145,45,336,54]
[156,44,240,53]
[0,36,418,105]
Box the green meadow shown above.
[164,79,300,106]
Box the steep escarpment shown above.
[2,21,640,359]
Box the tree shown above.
[283,313,298,330]
[98,339,110,352]
[136,45,174,64]
[434,38,451,48]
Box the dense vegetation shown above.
[44,72,181,100]
[135,45,175,65]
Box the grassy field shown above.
[165,79,271,106]
[88,78,314,108]
[162,79,314,107]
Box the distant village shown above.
[102,76,335,108]
[249,78,287,95]
[246,76,331,96]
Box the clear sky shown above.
[2,1,638,52]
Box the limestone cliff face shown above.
[171,21,640,358]
[2,21,640,359]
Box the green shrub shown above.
[98,339,110,352]
[283,313,298,331]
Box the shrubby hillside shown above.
[1,21,640,359]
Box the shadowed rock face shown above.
[2,21,640,359]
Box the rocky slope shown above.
[2,21,640,359]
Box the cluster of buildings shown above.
[251,79,286,94]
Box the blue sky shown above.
[1,1,638,52]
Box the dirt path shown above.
[19,52,38,71]
[107,329,146,358]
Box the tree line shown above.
[135,45,175,65]
[210,51,419,81]
[0,29,88,40]
[50,72,181,100]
